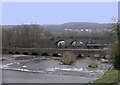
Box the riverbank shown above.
[88,67,119,85]
[1,54,36,61]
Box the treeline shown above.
[2,24,54,48]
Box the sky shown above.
[2,2,118,25]
[118,1,120,21]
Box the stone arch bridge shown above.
[3,48,111,58]
[2,36,112,57]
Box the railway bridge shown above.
[2,36,112,58]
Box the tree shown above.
[110,17,120,70]
[111,19,120,83]
[2,24,53,48]
[114,21,120,70]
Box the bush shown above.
[59,51,76,65]
[114,54,120,70]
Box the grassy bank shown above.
[88,68,119,85]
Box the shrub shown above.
[60,51,76,65]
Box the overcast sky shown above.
[118,2,120,21]
[2,2,118,25]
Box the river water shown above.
[1,55,112,83]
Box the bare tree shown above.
[2,24,53,48]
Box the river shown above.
[1,55,112,83]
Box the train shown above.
[86,42,110,49]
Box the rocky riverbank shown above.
[1,54,36,61]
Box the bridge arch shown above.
[41,53,49,56]
[56,40,66,48]
[8,51,14,55]
[22,52,29,55]
[77,54,85,58]
[31,52,39,56]
[15,52,20,55]
[70,40,78,47]
[77,54,83,58]
[52,52,62,57]
[70,41,83,47]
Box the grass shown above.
[94,69,118,83]
[88,68,119,85]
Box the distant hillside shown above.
[43,22,112,37]
[2,22,113,37]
